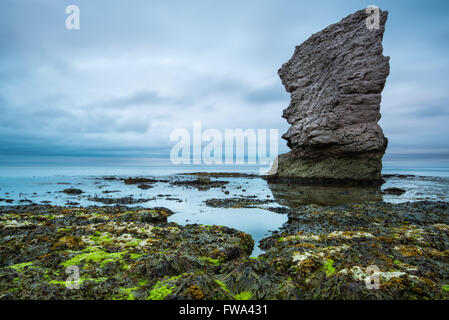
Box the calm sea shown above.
[0,158,448,255]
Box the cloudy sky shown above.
[1,0,449,165]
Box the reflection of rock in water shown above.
[267,182,382,207]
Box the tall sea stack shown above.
[267,8,390,185]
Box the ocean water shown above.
[1,160,448,255]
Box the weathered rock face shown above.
[268,8,390,184]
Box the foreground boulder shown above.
[268,8,390,185]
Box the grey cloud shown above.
[245,85,289,104]
[0,0,449,159]
[406,105,449,118]
[88,90,171,110]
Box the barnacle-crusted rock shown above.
[268,8,390,185]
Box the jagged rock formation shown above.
[268,8,390,185]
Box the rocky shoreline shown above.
[1,199,448,300]
[0,205,253,300]
[260,200,449,299]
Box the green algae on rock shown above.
[1,200,449,300]
[0,205,253,300]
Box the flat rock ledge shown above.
[267,8,390,185]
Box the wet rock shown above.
[165,197,183,202]
[137,184,153,190]
[265,207,289,214]
[65,201,79,206]
[267,8,390,184]
[102,190,120,194]
[181,172,258,178]
[87,196,155,205]
[204,197,275,209]
[171,177,228,191]
[122,177,158,185]
[102,177,119,181]
[383,174,415,179]
[139,208,174,223]
[383,187,406,195]
[61,188,83,195]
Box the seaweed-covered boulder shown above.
[0,205,255,300]
[138,208,174,223]
[62,188,83,195]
